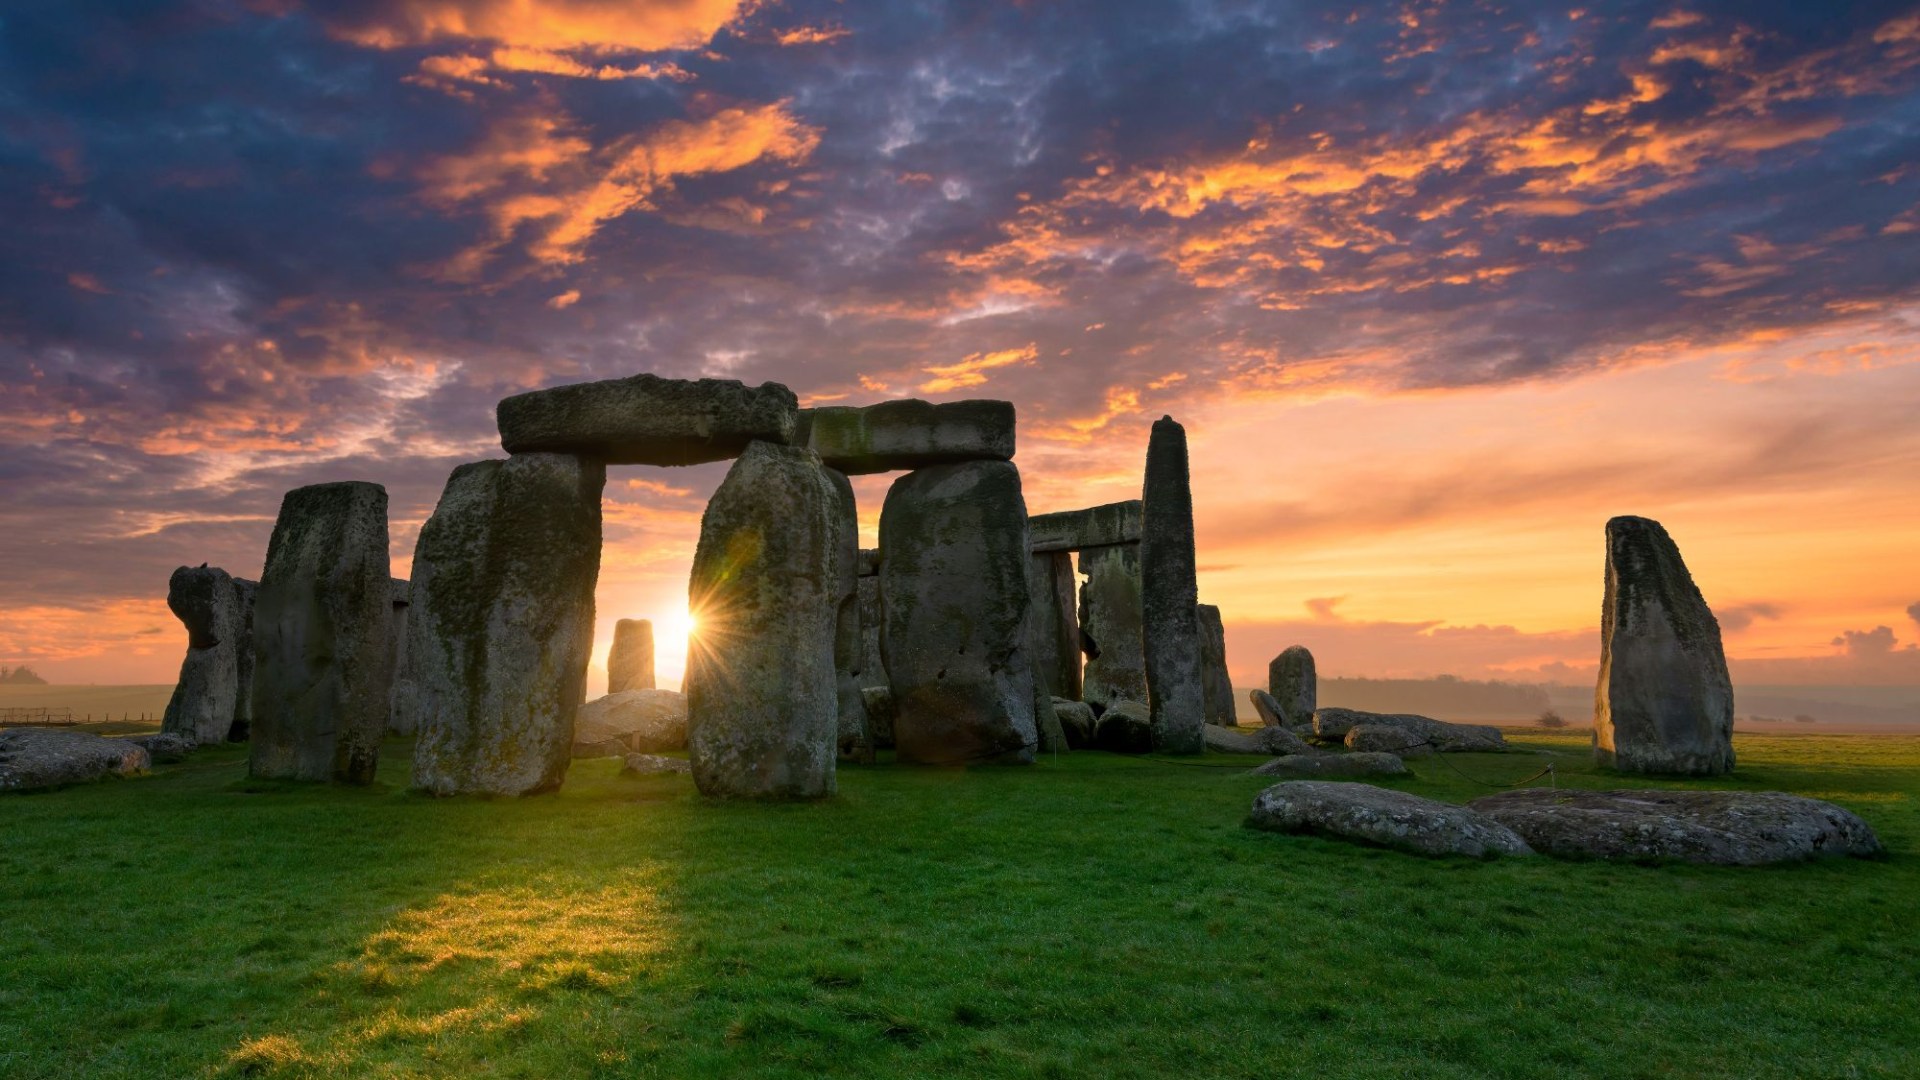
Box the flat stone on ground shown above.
[1346,724,1435,756]
[497,373,798,466]
[573,689,689,758]
[1313,707,1506,753]
[1469,788,1883,865]
[620,753,692,777]
[1247,780,1535,859]
[1253,752,1409,779]
[1,728,151,792]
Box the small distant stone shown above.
[124,732,195,763]
[1246,780,1534,859]
[1248,689,1299,730]
[620,753,692,777]
[1470,789,1884,865]
[1252,752,1408,778]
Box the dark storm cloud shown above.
[2,0,1918,630]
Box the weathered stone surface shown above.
[124,731,195,763]
[856,574,888,704]
[1470,789,1882,865]
[573,689,688,757]
[1249,689,1300,730]
[1252,752,1409,779]
[1595,516,1735,776]
[1141,416,1204,755]
[1036,705,1070,754]
[1094,699,1154,754]
[608,619,656,694]
[686,441,841,798]
[1268,646,1316,728]
[1312,708,1506,753]
[1053,698,1096,749]
[1248,781,1534,859]
[1346,724,1435,757]
[1255,724,1318,756]
[1028,500,1142,553]
[1027,551,1082,702]
[1078,543,1146,711]
[230,578,257,741]
[803,399,1015,475]
[825,468,868,758]
[1196,604,1236,727]
[407,456,604,796]
[497,373,797,466]
[860,686,897,749]
[250,481,394,785]
[621,753,692,777]
[1,728,151,792]
[385,578,411,735]
[161,564,245,746]
[1203,725,1265,754]
[879,460,1038,765]
[857,547,881,578]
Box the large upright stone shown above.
[802,399,1015,475]
[824,468,868,757]
[880,460,1038,764]
[1196,604,1236,726]
[1267,646,1316,727]
[608,619,656,693]
[1078,544,1146,711]
[161,565,245,746]
[497,373,797,466]
[685,442,842,798]
[249,482,394,785]
[1594,516,1735,776]
[230,577,258,741]
[407,455,605,796]
[384,578,411,734]
[1140,415,1204,755]
[1029,500,1141,553]
[1027,551,1082,702]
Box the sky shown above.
[2,0,1918,694]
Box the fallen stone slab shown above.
[621,753,692,777]
[574,689,689,758]
[1094,699,1154,754]
[124,732,195,763]
[1,729,150,792]
[1469,789,1883,865]
[498,373,798,466]
[1247,780,1534,859]
[1028,500,1141,553]
[1252,752,1408,779]
[802,399,1015,475]
[1205,724,1317,756]
[1312,707,1506,753]
[1346,724,1435,757]
[1053,699,1096,749]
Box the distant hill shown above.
[1320,675,1552,720]
[0,665,49,686]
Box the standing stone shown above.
[1594,516,1735,776]
[1078,544,1146,711]
[161,565,244,746]
[229,578,257,741]
[685,441,841,798]
[824,468,869,758]
[880,460,1038,764]
[1267,646,1316,728]
[608,619,656,694]
[407,455,605,796]
[1027,551,1082,703]
[384,578,411,734]
[1140,415,1204,755]
[1196,604,1235,727]
[249,482,394,785]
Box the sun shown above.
[647,608,699,690]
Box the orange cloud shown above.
[918,343,1038,393]
[322,0,749,53]
[420,101,820,276]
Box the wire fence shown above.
[0,708,160,727]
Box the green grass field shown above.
[2,729,1916,1079]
